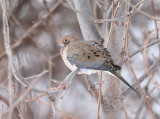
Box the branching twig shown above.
[0,0,62,61]
[123,58,160,96]
[123,0,160,21]
[66,0,160,25]
[25,87,60,103]
[124,38,160,62]
[0,0,17,118]
[72,0,101,41]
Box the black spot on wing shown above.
[95,55,99,57]
[113,64,121,70]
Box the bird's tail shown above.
[109,71,140,96]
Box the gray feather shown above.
[109,71,140,96]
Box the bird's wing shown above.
[66,40,120,71]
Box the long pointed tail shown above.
[109,71,140,96]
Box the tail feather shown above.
[109,71,140,96]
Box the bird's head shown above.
[60,35,76,46]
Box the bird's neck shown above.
[60,44,68,55]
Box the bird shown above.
[60,35,139,95]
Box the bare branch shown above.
[124,38,160,62]
[71,0,101,41]
[123,58,160,96]
[0,0,62,61]
[60,68,80,98]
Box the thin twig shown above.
[124,38,160,62]
[66,0,160,24]
[123,58,160,96]
[97,72,102,119]
[0,0,14,118]
[0,0,62,61]
[25,87,60,103]
[25,70,48,80]
[106,0,122,48]
[50,98,56,119]
[123,0,160,21]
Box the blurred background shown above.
[0,0,160,119]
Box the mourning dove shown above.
[60,35,139,95]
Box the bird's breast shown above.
[61,43,100,74]
[61,46,75,71]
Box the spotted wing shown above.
[66,40,120,71]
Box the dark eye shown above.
[65,39,67,41]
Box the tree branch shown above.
[123,58,160,96]
[72,0,101,41]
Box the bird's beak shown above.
[57,43,62,48]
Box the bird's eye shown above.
[65,39,67,41]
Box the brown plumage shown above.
[60,35,140,95]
